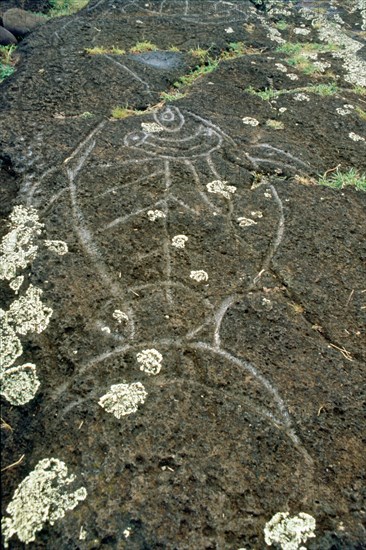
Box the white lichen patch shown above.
[293,27,311,35]
[99,382,148,418]
[0,364,40,406]
[287,73,299,81]
[349,132,365,142]
[1,458,87,547]
[333,13,345,25]
[225,27,234,34]
[190,270,209,282]
[141,122,163,133]
[0,207,56,407]
[242,116,260,126]
[279,107,287,114]
[136,348,163,375]
[0,314,23,372]
[312,60,330,72]
[9,275,24,294]
[44,240,68,255]
[262,297,272,310]
[237,217,257,228]
[101,326,111,334]
[358,0,366,30]
[265,24,285,44]
[314,13,366,87]
[0,205,43,281]
[147,209,166,221]
[113,310,129,323]
[275,63,288,73]
[251,211,263,219]
[294,93,310,102]
[336,104,354,115]
[206,180,236,199]
[172,235,188,249]
[6,285,53,335]
[264,512,316,550]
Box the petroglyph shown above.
[3,0,366,547]
[31,102,314,457]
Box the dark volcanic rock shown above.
[3,8,47,37]
[0,25,17,45]
[1,1,366,549]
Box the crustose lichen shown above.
[0,205,67,406]
[264,511,316,550]
[1,458,87,547]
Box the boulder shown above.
[2,8,47,37]
[0,25,17,45]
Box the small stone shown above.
[3,9,47,37]
[0,26,17,46]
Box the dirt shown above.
[1,1,366,549]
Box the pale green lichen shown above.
[136,349,163,375]
[6,285,53,335]
[112,309,129,323]
[99,382,148,418]
[1,458,87,547]
[43,239,68,255]
[0,364,40,405]
[206,180,236,199]
[171,235,188,249]
[0,206,56,406]
[9,275,24,294]
[0,313,23,372]
[190,270,209,282]
[0,205,43,281]
[300,9,366,87]
[264,512,316,550]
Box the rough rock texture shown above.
[1,0,366,549]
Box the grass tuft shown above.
[85,46,125,55]
[276,20,288,31]
[48,0,88,17]
[189,47,211,62]
[306,82,339,96]
[246,86,279,100]
[276,41,342,76]
[355,106,366,121]
[160,90,186,101]
[318,168,366,191]
[0,45,17,83]
[353,85,366,96]
[111,106,144,119]
[220,41,261,60]
[130,41,159,54]
[173,58,219,89]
